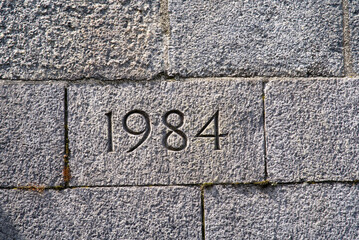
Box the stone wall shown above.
[0,0,358,239]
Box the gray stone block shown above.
[205,183,359,239]
[0,0,163,80]
[349,0,359,74]
[265,79,359,181]
[168,0,344,78]
[0,83,64,186]
[68,79,264,185]
[0,186,201,239]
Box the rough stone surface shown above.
[0,83,64,186]
[349,0,359,74]
[168,0,344,78]
[68,79,264,185]
[0,0,163,80]
[205,184,359,239]
[265,79,359,181]
[0,187,201,239]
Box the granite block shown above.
[265,79,359,181]
[205,184,359,239]
[68,79,264,185]
[168,0,344,77]
[0,0,164,80]
[0,83,64,186]
[0,187,201,239]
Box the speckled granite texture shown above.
[0,187,201,239]
[168,0,344,77]
[0,83,64,187]
[68,79,264,185]
[266,78,359,182]
[0,0,164,80]
[0,0,359,239]
[205,184,359,239]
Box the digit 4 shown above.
[195,110,228,150]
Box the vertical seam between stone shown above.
[262,80,268,180]
[342,0,354,76]
[160,0,170,75]
[200,185,206,240]
[63,86,71,187]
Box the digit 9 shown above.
[122,110,151,152]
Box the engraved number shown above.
[123,110,151,152]
[110,109,228,153]
[162,110,188,151]
[195,110,228,150]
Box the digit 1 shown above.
[195,110,228,150]
[105,111,114,152]
[123,110,151,152]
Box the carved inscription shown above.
[162,110,187,151]
[106,110,228,152]
[122,110,151,152]
[105,111,113,152]
[195,110,228,150]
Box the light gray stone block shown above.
[0,0,163,80]
[0,187,201,239]
[205,184,359,239]
[168,0,344,78]
[68,79,264,185]
[349,0,359,74]
[0,83,64,186]
[265,79,359,181]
